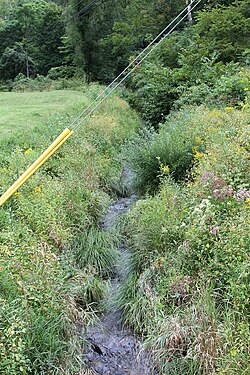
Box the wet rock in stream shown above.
[83,195,154,375]
[85,314,152,375]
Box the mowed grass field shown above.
[0,90,85,138]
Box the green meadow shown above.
[0,90,85,138]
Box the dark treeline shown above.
[0,0,249,83]
[0,0,249,123]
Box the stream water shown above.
[83,194,154,375]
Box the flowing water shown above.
[83,193,154,375]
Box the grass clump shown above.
[74,228,120,278]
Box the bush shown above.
[47,66,76,80]
[125,122,196,193]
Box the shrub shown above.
[125,122,195,193]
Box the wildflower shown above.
[244,198,250,209]
[225,107,234,111]
[24,148,33,155]
[235,189,250,201]
[193,149,204,160]
[34,186,42,193]
[161,165,170,174]
[210,225,220,235]
[210,177,234,200]
[195,136,202,143]
[226,187,234,196]
[201,171,214,184]
[210,110,219,117]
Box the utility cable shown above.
[70,2,191,129]
[0,0,203,207]
[71,0,203,131]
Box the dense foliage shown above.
[121,103,250,374]
[0,0,66,79]
[1,0,248,84]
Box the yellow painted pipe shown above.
[0,129,73,206]
[0,128,73,207]
[0,130,74,204]
[6,128,71,196]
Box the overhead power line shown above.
[0,0,203,207]
[71,0,203,131]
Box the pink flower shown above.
[201,171,214,185]
[210,225,220,235]
[235,189,250,201]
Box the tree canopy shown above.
[0,0,249,82]
[0,0,65,79]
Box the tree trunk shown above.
[26,49,30,78]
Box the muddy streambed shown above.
[83,195,154,375]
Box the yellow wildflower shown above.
[225,107,234,111]
[161,165,170,174]
[34,186,42,193]
[195,137,202,143]
[194,150,204,160]
[24,148,33,155]
[244,198,250,209]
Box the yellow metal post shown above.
[0,128,74,207]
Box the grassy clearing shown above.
[0,86,140,374]
[0,90,86,138]
[121,104,250,374]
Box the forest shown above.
[0,0,249,374]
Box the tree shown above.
[0,42,35,80]
[66,0,126,81]
[105,0,185,74]
[0,0,65,80]
[195,0,250,62]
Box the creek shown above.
[83,188,154,375]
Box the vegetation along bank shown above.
[0,0,249,374]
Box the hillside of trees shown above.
[0,0,249,374]
[0,0,249,83]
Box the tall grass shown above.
[119,105,250,374]
[0,85,141,373]
[74,228,120,278]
